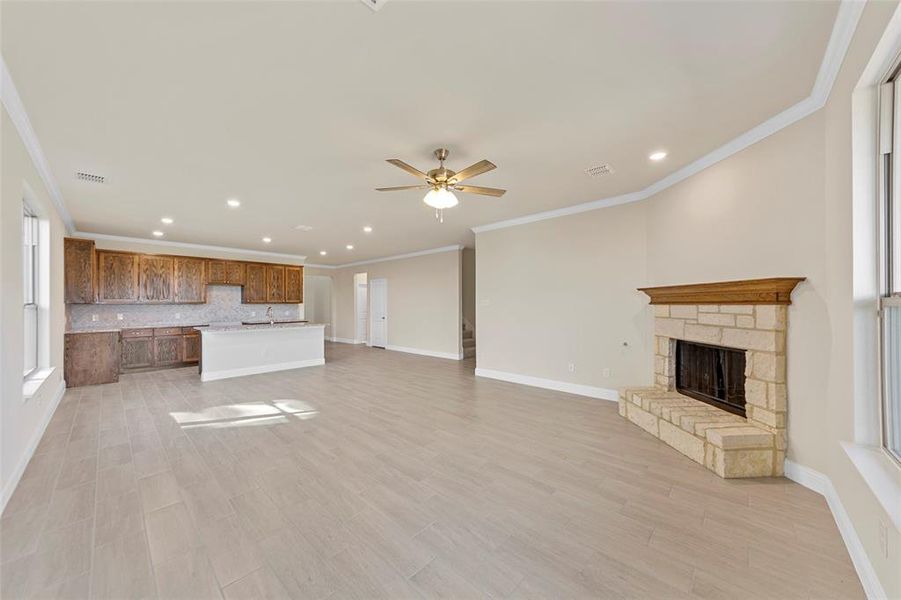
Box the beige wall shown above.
[462,248,476,332]
[80,235,305,265]
[309,250,463,357]
[477,202,651,390]
[475,3,900,595]
[1,106,68,509]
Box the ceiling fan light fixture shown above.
[423,187,459,209]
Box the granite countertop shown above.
[199,322,326,333]
[66,323,209,334]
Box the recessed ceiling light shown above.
[262,237,272,243]
[319,250,327,256]
[346,244,354,250]
[160,217,173,225]
[226,198,241,208]
[152,230,164,237]
[649,151,667,161]
[363,226,373,233]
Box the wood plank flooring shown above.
[1,342,864,599]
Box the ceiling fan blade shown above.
[449,159,496,184]
[453,185,506,197]
[386,159,431,181]
[375,185,430,192]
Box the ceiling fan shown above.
[376,148,506,222]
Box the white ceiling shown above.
[2,0,838,265]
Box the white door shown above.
[370,278,388,348]
[355,282,368,343]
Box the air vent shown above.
[585,164,614,178]
[294,225,313,231]
[359,0,387,11]
[75,171,106,184]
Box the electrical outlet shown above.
[91,314,98,322]
[174,313,181,319]
[879,519,889,559]
[568,363,575,373]
[251,311,256,317]
[602,368,611,378]
[284,310,290,315]
[116,313,123,320]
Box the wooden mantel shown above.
[637,277,806,305]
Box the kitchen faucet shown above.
[266,306,274,325]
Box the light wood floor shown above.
[1,342,864,599]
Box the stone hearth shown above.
[619,278,803,478]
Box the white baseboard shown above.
[474,368,618,401]
[784,459,887,600]
[329,337,365,345]
[1,379,66,515]
[385,345,463,360]
[200,358,325,382]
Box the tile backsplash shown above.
[67,285,303,330]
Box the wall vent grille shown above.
[585,164,614,178]
[76,171,106,184]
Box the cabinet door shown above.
[285,266,303,303]
[267,265,286,303]
[65,332,120,387]
[174,257,206,303]
[64,238,95,304]
[121,337,154,370]
[154,336,183,365]
[97,251,140,303]
[226,261,246,285]
[183,334,200,363]
[139,256,175,303]
[207,260,227,284]
[243,264,267,303]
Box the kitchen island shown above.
[197,322,325,382]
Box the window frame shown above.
[22,202,39,379]
[878,73,901,465]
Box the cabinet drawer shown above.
[154,327,182,336]
[122,328,153,338]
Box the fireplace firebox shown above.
[675,340,747,417]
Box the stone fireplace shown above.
[619,278,804,478]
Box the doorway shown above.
[353,272,368,344]
[369,278,388,349]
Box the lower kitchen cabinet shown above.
[65,332,120,387]
[154,335,184,365]
[121,336,154,369]
[183,333,200,363]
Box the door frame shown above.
[369,278,388,348]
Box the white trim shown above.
[22,367,56,401]
[340,245,462,268]
[841,442,901,532]
[784,459,888,600]
[200,358,324,382]
[385,345,463,360]
[1,379,66,515]
[0,57,75,233]
[471,1,865,235]
[74,232,306,262]
[474,367,619,401]
[329,337,364,344]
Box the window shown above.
[23,204,39,378]
[879,77,901,463]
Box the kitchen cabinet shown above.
[121,332,154,369]
[174,257,206,303]
[266,265,286,303]
[154,335,183,365]
[65,332,120,387]
[96,251,140,303]
[285,266,303,303]
[183,333,200,363]
[244,263,267,303]
[226,261,246,285]
[208,259,246,286]
[139,255,175,302]
[64,238,95,303]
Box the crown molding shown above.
[1,56,75,233]
[73,231,307,262]
[471,0,865,235]
[305,244,463,270]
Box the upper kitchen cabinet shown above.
[174,257,206,303]
[244,263,267,303]
[139,255,175,303]
[96,251,140,303]
[207,259,246,285]
[226,261,246,285]
[64,237,95,303]
[285,266,303,303]
[266,265,286,303]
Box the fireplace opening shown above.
[675,340,747,417]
